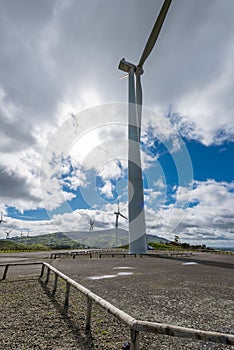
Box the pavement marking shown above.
[87,272,134,280]
[182,262,198,265]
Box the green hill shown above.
[10,232,85,250]
[0,239,20,250]
[4,230,169,251]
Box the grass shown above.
[0,239,50,253]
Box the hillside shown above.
[10,232,84,250]
[0,239,20,250]
[9,230,168,249]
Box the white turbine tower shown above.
[89,219,94,247]
[118,0,172,254]
[114,200,127,247]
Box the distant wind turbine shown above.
[0,214,7,224]
[114,200,127,247]
[5,229,12,239]
[118,0,172,254]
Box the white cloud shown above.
[98,160,124,181]
[1,179,233,247]
[99,180,115,199]
[154,177,166,189]
[167,180,234,245]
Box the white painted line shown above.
[182,262,198,265]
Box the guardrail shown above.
[207,250,234,256]
[0,262,42,281]
[50,249,193,259]
[1,261,234,349]
[50,249,127,259]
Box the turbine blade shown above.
[138,0,172,68]
[119,213,128,220]
[119,74,128,80]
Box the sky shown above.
[0,0,233,247]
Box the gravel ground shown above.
[0,252,233,349]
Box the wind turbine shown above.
[89,219,94,247]
[118,0,172,254]
[5,229,12,239]
[0,214,7,224]
[114,200,127,247]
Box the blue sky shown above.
[185,140,233,183]
[0,0,233,247]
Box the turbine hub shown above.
[135,65,144,75]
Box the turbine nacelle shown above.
[118,58,136,73]
[118,59,144,75]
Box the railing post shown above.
[52,273,58,295]
[85,297,93,332]
[39,264,45,279]
[45,267,50,284]
[64,282,70,310]
[130,328,140,350]
[2,264,9,280]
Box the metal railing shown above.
[0,262,42,281]
[1,261,234,349]
[50,249,127,259]
[50,249,193,260]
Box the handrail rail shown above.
[0,262,42,281]
[135,320,234,344]
[42,262,135,326]
[1,261,234,349]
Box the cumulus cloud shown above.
[1,0,233,147]
[160,180,234,245]
[2,178,233,248]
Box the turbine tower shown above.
[89,219,94,247]
[114,200,127,247]
[118,0,172,254]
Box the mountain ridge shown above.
[9,229,169,248]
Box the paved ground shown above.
[0,251,233,349]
